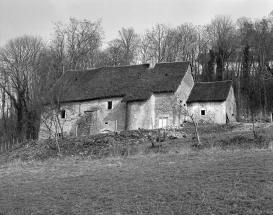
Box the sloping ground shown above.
[0,130,159,164]
[0,150,273,214]
[0,122,272,165]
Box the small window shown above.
[60,109,66,118]
[105,122,108,125]
[201,110,205,116]
[107,101,112,110]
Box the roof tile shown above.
[187,80,232,103]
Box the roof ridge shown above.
[195,80,232,84]
[99,63,149,69]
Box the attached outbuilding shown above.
[186,80,236,124]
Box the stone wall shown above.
[154,67,194,128]
[154,92,175,128]
[225,86,236,122]
[39,97,126,139]
[187,101,226,124]
[126,95,155,130]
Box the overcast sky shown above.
[0,0,273,47]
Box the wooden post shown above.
[270,112,272,123]
[148,134,155,148]
[252,114,256,138]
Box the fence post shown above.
[157,129,161,142]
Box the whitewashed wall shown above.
[187,101,226,124]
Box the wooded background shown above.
[1,13,273,143]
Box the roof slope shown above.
[187,80,232,103]
[53,62,190,103]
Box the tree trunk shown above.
[26,110,39,139]
[207,49,216,82]
[252,114,257,139]
[216,48,224,81]
[242,46,250,81]
[1,89,7,138]
[263,78,267,114]
[16,102,24,141]
[193,120,201,146]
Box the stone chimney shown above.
[149,57,156,69]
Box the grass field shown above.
[1,149,273,214]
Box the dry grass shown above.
[1,123,273,214]
[1,149,273,214]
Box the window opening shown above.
[105,122,108,125]
[159,117,168,128]
[60,109,66,118]
[201,110,205,116]
[108,101,112,110]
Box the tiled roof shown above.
[187,80,232,103]
[53,62,190,103]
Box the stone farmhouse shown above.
[187,81,236,124]
[39,62,236,139]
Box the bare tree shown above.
[235,13,273,118]
[52,18,104,70]
[145,23,173,63]
[0,35,45,141]
[117,27,139,65]
[206,15,238,81]
[174,23,198,61]
[179,101,201,146]
[102,39,124,66]
[138,32,150,63]
[139,22,203,71]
